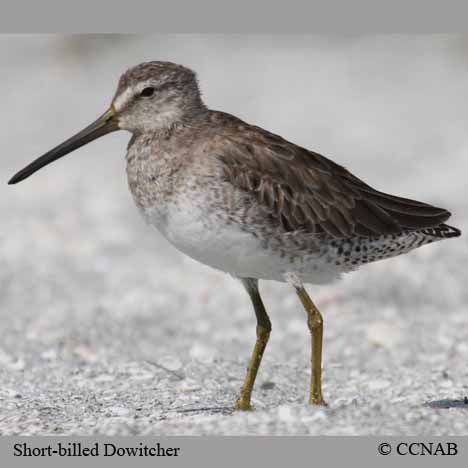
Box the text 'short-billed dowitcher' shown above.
[9,61,461,410]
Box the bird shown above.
[8,61,461,410]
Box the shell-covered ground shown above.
[1,35,467,435]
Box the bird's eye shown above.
[140,87,155,97]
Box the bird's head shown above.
[8,61,204,185]
[112,61,204,132]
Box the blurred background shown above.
[0,35,467,435]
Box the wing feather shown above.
[211,112,451,238]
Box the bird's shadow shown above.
[425,397,468,409]
[171,406,234,416]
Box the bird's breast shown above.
[125,151,270,276]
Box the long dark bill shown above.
[8,107,119,185]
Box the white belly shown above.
[141,195,270,278]
[137,190,342,285]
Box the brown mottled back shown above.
[207,111,452,238]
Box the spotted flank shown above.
[328,223,461,270]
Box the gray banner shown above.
[0,437,467,467]
[1,0,468,32]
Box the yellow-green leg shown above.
[295,286,327,406]
[235,278,272,411]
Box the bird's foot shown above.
[234,397,253,411]
[309,396,328,406]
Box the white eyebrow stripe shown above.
[113,80,155,111]
[113,88,133,111]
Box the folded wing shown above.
[214,113,450,238]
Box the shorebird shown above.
[9,61,461,410]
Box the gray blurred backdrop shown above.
[0,35,467,435]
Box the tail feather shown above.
[346,176,455,233]
[420,223,461,239]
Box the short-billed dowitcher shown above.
[9,61,461,410]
